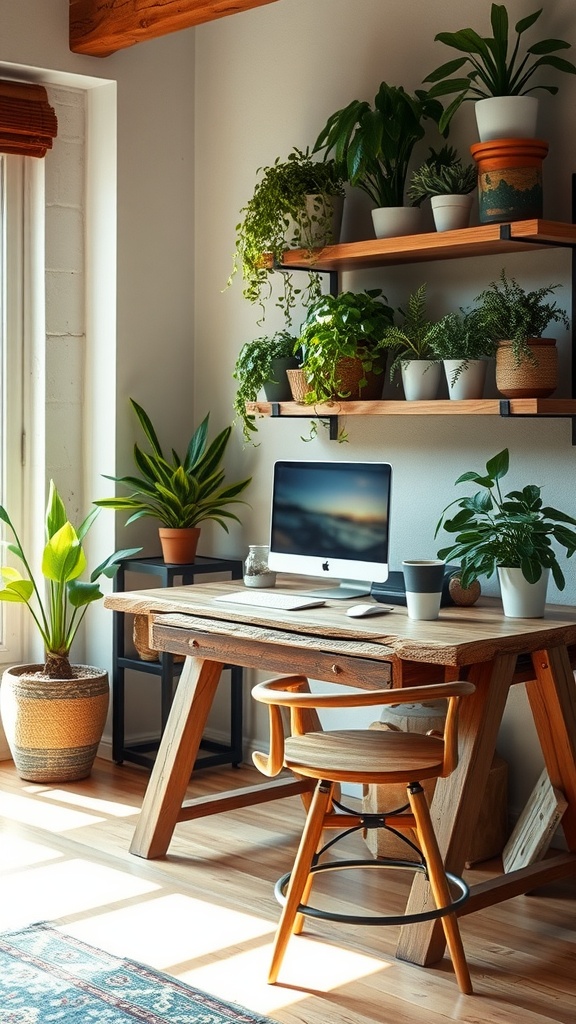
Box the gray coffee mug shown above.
[402,560,445,620]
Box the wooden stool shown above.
[251,675,475,993]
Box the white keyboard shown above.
[213,590,326,611]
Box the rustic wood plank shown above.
[502,769,568,872]
[70,0,281,57]
[247,397,576,419]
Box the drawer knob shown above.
[188,638,199,648]
[331,664,341,675]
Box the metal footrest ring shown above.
[274,857,470,927]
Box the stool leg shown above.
[408,784,473,995]
[269,779,333,984]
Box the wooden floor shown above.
[0,756,575,1023]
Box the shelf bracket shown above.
[270,402,339,439]
[499,400,511,417]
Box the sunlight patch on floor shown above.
[1,858,159,930]
[0,831,63,869]
[63,892,275,966]
[0,790,104,830]
[38,788,139,816]
[179,940,386,1015]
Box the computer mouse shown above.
[346,603,391,618]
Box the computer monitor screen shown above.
[268,460,392,599]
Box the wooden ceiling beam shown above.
[70,0,282,57]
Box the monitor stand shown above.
[303,579,372,600]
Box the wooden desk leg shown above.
[527,645,576,850]
[396,652,517,967]
[130,656,223,860]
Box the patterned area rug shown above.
[0,922,277,1023]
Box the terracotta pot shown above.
[495,338,557,398]
[470,138,548,223]
[0,664,109,782]
[158,526,201,564]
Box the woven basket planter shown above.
[0,664,109,782]
[288,357,384,403]
[495,338,557,398]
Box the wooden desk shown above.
[104,576,576,967]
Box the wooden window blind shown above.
[0,82,58,158]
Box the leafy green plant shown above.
[233,330,298,444]
[380,284,440,379]
[428,306,497,383]
[0,481,139,678]
[475,270,569,365]
[424,4,576,133]
[408,145,477,205]
[227,148,344,324]
[296,289,394,404]
[314,82,445,208]
[94,400,251,531]
[436,448,576,589]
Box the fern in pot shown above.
[436,448,576,617]
[380,284,442,400]
[475,270,569,399]
[233,330,299,444]
[408,145,477,231]
[428,305,497,399]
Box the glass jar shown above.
[243,545,276,588]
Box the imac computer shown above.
[268,460,392,599]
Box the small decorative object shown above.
[244,545,276,588]
[428,306,497,399]
[435,448,576,617]
[448,574,481,606]
[94,399,252,564]
[408,145,476,232]
[0,482,140,781]
[232,330,299,444]
[314,82,444,238]
[227,147,344,324]
[470,137,548,223]
[475,271,569,398]
[296,289,394,405]
[380,283,442,400]
[424,4,576,138]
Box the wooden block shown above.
[502,768,568,873]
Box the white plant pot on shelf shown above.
[431,194,474,232]
[444,359,487,400]
[400,360,441,401]
[371,205,421,239]
[498,566,550,618]
[475,96,538,142]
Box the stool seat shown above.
[252,674,476,995]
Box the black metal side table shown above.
[112,554,243,771]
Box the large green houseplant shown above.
[295,289,394,405]
[94,400,252,564]
[435,448,576,615]
[0,481,140,781]
[314,82,445,237]
[233,330,299,444]
[228,148,344,324]
[475,270,569,399]
[424,4,576,135]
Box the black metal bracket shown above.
[270,402,339,440]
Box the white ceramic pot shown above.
[475,96,539,142]
[431,194,474,232]
[400,360,442,401]
[444,359,487,400]
[497,566,550,618]
[371,206,421,239]
[287,193,344,248]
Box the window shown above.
[0,153,26,665]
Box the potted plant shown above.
[435,448,576,617]
[0,481,140,781]
[314,82,445,239]
[475,270,569,398]
[424,4,576,140]
[380,284,442,400]
[233,330,299,444]
[293,289,394,405]
[428,306,497,399]
[94,400,252,564]
[227,147,345,324]
[408,145,477,231]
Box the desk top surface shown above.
[104,575,576,666]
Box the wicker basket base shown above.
[496,338,557,398]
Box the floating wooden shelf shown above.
[247,398,576,420]
[274,220,576,273]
